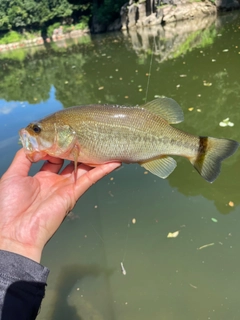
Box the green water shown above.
[1,12,240,320]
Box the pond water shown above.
[1,11,240,320]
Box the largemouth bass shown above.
[19,97,239,183]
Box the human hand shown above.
[0,149,120,263]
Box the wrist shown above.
[0,237,42,263]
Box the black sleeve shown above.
[0,250,49,320]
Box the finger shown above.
[74,162,121,198]
[40,156,64,174]
[3,148,31,178]
[76,163,94,179]
[60,161,74,176]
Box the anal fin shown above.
[140,156,177,179]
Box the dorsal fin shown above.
[141,97,184,124]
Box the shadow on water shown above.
[50,264,116,320]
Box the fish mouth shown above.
[19,128,47,162]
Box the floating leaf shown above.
[188,107,194,111]
[203,81,212,86]
[211,218,218,223]
[219,118,234,127]
[219,121,228,127]
[167,231,180,238]
[229,201,234,207]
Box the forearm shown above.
[0,250,49,320]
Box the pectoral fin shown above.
[70,144,80,182]
[140,156,177,179]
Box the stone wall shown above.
[121,0,240,30]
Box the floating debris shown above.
[211,218,218,223]
[189,283,198,289]
[98,86,104,90]
[219,118,234,127]
[229,201,234,207]
[223,49,229,52]
[197,243,214,250]
[132,218,136,224]
[167,231,180,238]
[188,107,194,111]
[197,109,201,112]
[179,74,187,77]
[121,262,127,275]
[203,81,212,87]
[108,191,114,197]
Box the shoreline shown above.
[0,29,90,53]
[0,0,239,53]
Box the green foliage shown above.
[0,29,41,44]
[0,0,87,31]
[47,22,61,37]
[76,16,90,30]
[0,0,125,41]
[93,0,126,25]
[62,16,90,33]
[0,31,22,44]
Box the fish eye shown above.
[32,124,41,134]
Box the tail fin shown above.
[190,137,239,183]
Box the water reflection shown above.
[0,12,240,320]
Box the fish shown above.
[19,97,239,183]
